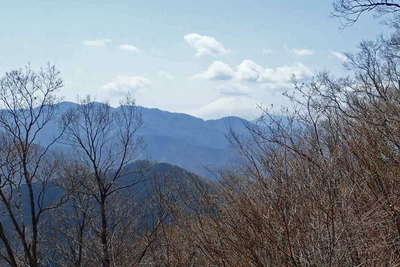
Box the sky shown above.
[0,0,386,120]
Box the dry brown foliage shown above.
[141,27,400,267]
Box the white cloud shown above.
[118,44,140,52]
[102,76,150,96]
[192,61,313,120]
[194,61,235,80]
[158,70,174,80]
[184,33,229,57]
[193,95,262,120]
[191,60,310,119]
[236,60,267,82]
[196,60,313,85]
[259,62,313,83]
[82,39,112,47]
[330,51,348,62]
[291,49,314,56]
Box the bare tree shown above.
[61,96,143,267]
[42,160,96,267]
[0,64,66,266]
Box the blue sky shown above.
[0,0,385,119]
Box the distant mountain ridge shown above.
[136,104,251,177]
[30,101,251,178]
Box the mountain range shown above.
[34,102,253,178]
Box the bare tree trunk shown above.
[100,196,110,267]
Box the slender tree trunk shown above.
[100,196,110,267]
[24,161,39,267]
[76,212,87,267]
[0,223,18,267]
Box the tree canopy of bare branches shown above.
[0,64,66,267]
[138,13,400,267]
[333,0,400,25]
[60,96,143,267]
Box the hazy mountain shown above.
[36,160,211,210]
[32,102,252,178]
[137,107,250,177]
[25,160,213,234]
[121,160,213,203]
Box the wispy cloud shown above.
[330,50,348,62]
[291,48,314,56]
[118,44,140,52]
[184,33,229,57]
[82,39,112,47]
[158,71,174,80]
